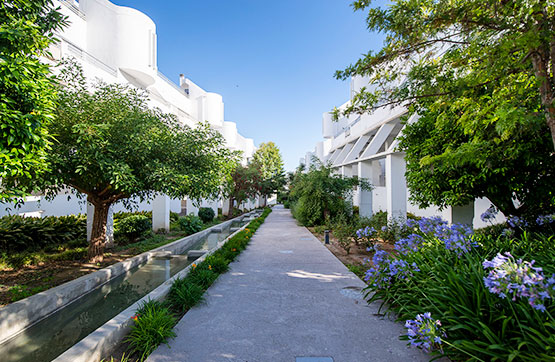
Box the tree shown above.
[289,161,371,226]
[0,0,66,200]
[252,142,285,206]
[337,0,555,148]
[224,163,262,215]
[336,0,555,219]
[4,62,237,261]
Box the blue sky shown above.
[113,0,384,171]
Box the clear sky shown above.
[112,0,384,171]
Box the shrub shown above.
[188,268,218,289]
[167,277,205,312]
[204,255,229,273]
[177,215,203,235]
[364,216,555,361]
[126,300,176,361]
[115,215,151,242]
[198,207,215,223]
[0,214,86,253]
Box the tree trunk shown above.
[228,197,234,219]
[531,48,555,149]
[88,201,111,263]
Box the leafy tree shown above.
[224,163,262,215]
[0,0,66,200]
[337,0,555,148]
[289,161,371,226]
[336,0,555,219]
[3,62,237,261]
[252,141,285,206]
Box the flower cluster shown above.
[405,312,446,353]
[406,217,477,256]
[394,233,424,254]
[437,223,477,256]
[536,214,555,226]
[406,216,447,235]
[355,226,376,239]
[364,249,420,289]
[480,205,498,223]
[483,252,555,312]
[507,215,528,229]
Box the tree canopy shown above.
[7,61,238,261]
[336,0,555,219]
[252,141,285,203]
[289,161,371,226]
[0,0,66,200]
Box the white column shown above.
[446,203,475,226]
[152,194,170,232]
[222,198,231,216]
[386,153,407,222]
[357,160,374,218]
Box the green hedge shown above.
[0,215,86,253]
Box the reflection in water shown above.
[0,220,248,362]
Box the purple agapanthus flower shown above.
[480,205,498,223]
[405,312,446,353]
[536,214,555,226]
[483,252,554,312]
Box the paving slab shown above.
[147,206,429,362]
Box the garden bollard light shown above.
[324,230,330,244]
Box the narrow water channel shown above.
[0,219,248,362]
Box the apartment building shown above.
[301,76,505,228]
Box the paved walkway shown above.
[148,206,428,362]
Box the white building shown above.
[302,75,505,228]
[0,0,259,228]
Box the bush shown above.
[0,214,86,253]
[115,215,151,242]
[198,207,215,223]
[177,215,203,235]
[113,211,152,224]
[126,300,176,361]
[364,216,555,361]
[187,268,218,289]
[167,277,205,312]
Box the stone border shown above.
[0,212,255,345]
[54,211,262,362]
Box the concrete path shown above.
[148,206,428,362]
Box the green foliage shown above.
[289,162,370,226]
[0,214,86,253]
[337,0,555,219]
[167,277,205,312]
[197,207,215,223]
[366,230,555,361]
[204,255,229,274]
[114,215,151,242]
[0,0,67,200]
[187,268,218,290]
[224,163,262,214]
[126,300,176,362]
[252,142,286,200]
[11,60,238,260]
[113,211,152,224]
[177,215,203,235]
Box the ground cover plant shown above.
[124,208,272,361]
[364,215,555,361]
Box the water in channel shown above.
[0,220,248,362]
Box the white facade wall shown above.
[0,0,257,218]
[303,75,503,228]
